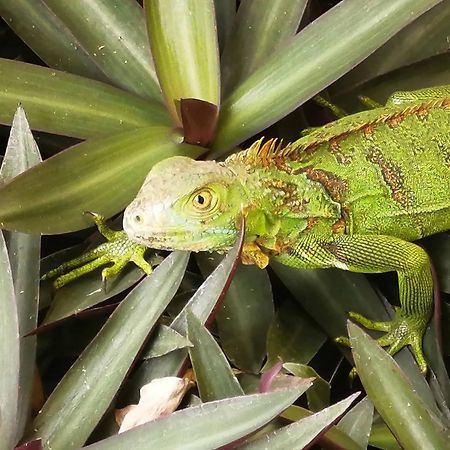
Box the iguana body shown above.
[44,86,450,373]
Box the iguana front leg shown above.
[276,234,433,373]
[42,213,152,289]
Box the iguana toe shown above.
[337,310,428,374]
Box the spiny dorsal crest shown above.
[225,138,294,167]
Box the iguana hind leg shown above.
[276,233,433,373]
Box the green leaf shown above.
[220,0,307,95]
[143,324,193,359]
[187,310,243,401]
[241,393,359,450]
[212,0,443,154]
[281,404,363,450]
[125,229,243,391]
[213,0,235,53]
[42,0,161,101]
[265,298,326,369]
[284,363,330,412]
[197,253,275,373]
[0,59,169,139]
[42,265,145,324]
[271,263,441,413]
[145,0,220,126]
[1,106,41,440]
[84,382,311,450]
[0,0,106,81]
[0,126,202,234]
[30,252,189,449]
[332,2,450,95]
[348,322,450,449]
[337,396,374,449]
[0,231,19,450]
[425,233,450,294]
[333,53,450,113]
[369,422,402,450]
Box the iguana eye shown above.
[192,189,213,210]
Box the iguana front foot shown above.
[335,308,428,374]
[42,213,152,289]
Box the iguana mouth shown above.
[126,228,237,252]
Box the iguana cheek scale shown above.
[43,85,450,374]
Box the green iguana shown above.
[43,85,450,373]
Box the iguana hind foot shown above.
[335,308,428,374]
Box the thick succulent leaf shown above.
[1,106,41,439]
[332,2,450,95]
[0,126,202,234]
[369,423,402,450]
[0,59,169,139]
[220,0,307,95]
[143,324,192,359]
[271,263,441,414]
[85,382,311,450]
[212,0,443,154]
[241,393,359,450]
[348,322,450,449]
[280,405,363,450]
[0,0,106,81]
[187,310,243,401]
[265,298,326,369]
[337,396,374,449]
[30,252,189,450]
[42,0,161,101]
[425,234,450,294]
[42,265,145,324]
[126,225,243,391]
[0,231,19,450]
[214,0,235,53]
[197,253,274,373]
[284,363,330,412]
[145,0,220,127]
[334,53,450,111]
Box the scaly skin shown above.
[44,86,450,373]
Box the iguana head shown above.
[123,156,247,251]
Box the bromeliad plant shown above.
[0,1,449,449]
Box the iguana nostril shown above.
[134,214,143,224]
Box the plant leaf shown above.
[241,393,359,450]
[0,58,169,139]
[332,2,450,95]
[42,0,161,101]
[265,298,326,369]
[197,253,275,373]
[84,382,311,450]
[0,126,202,233]
[0,0,107,81]
[348,322,450,449]
[125,225,243,391]
[284,363,330,412]
[220,0,307,95]
[143,325,193,360]
[337,396,374,449]
[271,263,441,414]
[1,106,41,440]
[212,0,443,154]
[187,309,243,401]
[30,252,189,449]
[0,231,19,450]
[213,0,235,53]
[145,0,220,127]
